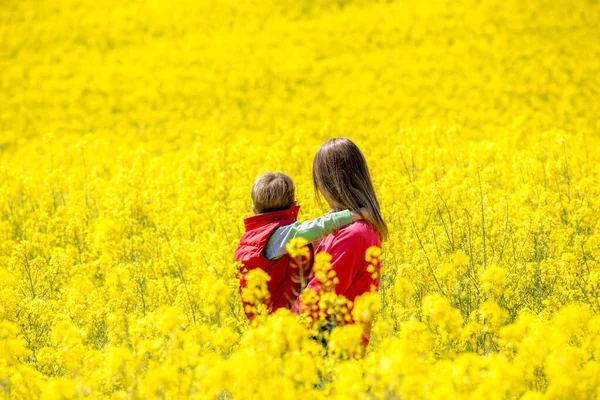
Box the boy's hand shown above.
[350,208,367,222]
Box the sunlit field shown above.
[1,0,600,398]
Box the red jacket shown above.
[235,206,312,320]
[292,221,381,342]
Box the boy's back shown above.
[235,205,310,318]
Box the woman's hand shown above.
[350,208,367,222]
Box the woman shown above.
[292,137,388,343]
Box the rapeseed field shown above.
[1,0,600,398]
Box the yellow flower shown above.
[52,320,85,347]
[480,266,506,295]
[286,237,310,259]
[453,251,470,266]
[365,246,382,264]
[41,379,78,400]
[352,292,380,325]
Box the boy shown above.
[235,172,363,320]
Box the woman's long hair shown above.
[312,137,388,241]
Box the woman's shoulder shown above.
[318,221,381,252]
[335,221,380,243]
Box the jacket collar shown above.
[243,205,300,232]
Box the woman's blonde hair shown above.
[312,137,388,241]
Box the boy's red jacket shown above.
[235,205,312,320]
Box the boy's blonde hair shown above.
[252,172,295,213]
